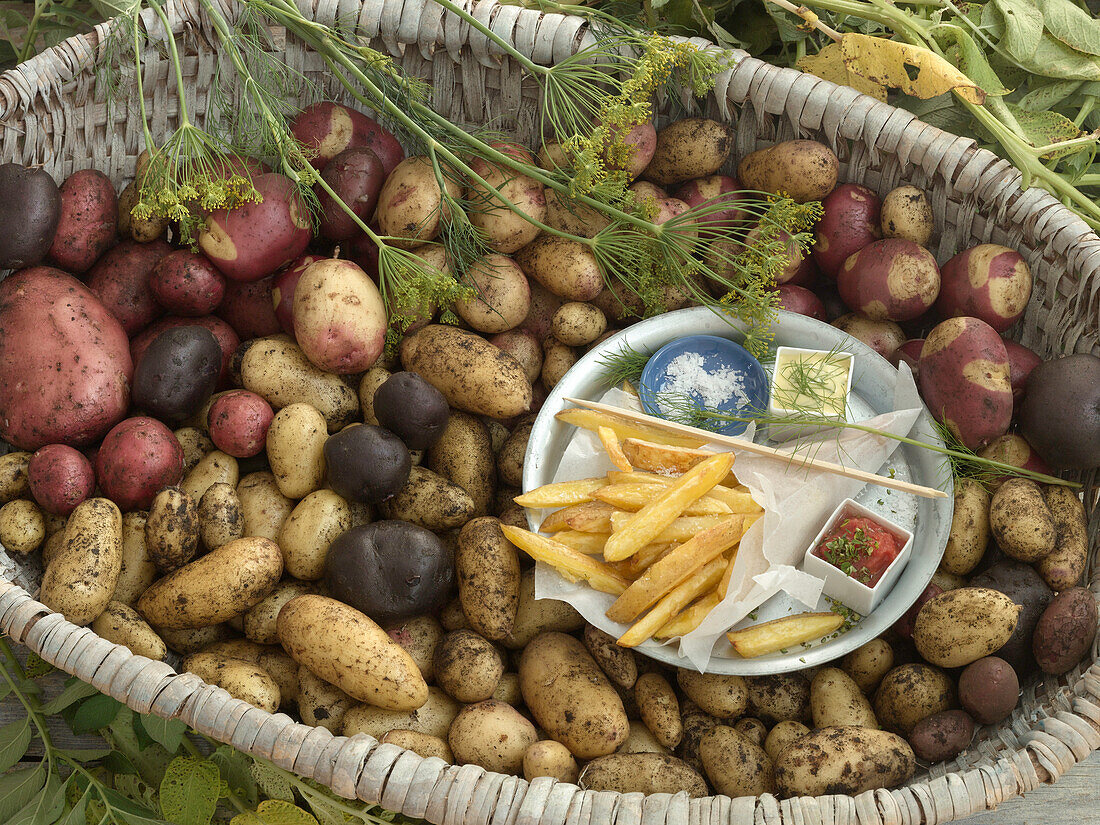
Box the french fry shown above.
[620,438,718,475]
[617,542,676,578]
[539,507,573,534]
[606,470,674,485]
[654,590,723,639]
[606,516,747,624]
[603,453,734,562]
[555,408,706,449]
[513,477,608,508]
[616,556,728,647]
[718,511,762,597]
[610,513,730,544]
[550,530,610,555]
[726,612,844,658]
[598,426,633,472]
[706,486,762,514]
[595,484,732,516]
[502,526,630,595]
[607,472,759,514]
[539,501,616,534]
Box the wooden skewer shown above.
[562,397,949,500]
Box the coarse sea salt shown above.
[658,351,750,411]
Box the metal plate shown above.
[523,307,954,674]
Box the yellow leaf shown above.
[839,33,985,104]
[797,42,888,102]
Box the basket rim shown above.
[1,1,1100,823]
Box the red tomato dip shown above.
[812,515,901,587]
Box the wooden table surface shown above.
[1,665,1094,825]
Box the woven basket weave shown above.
[2,1,1100,822]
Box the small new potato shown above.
[448,700,537,774]
[265,403,327,500]
[293,258,387,374]
[541,337,577,390]
[989,478,1056,562]
[523,740,578,783]
[913,587,1020,669]
[379,466,475,531]
[0,452,31,503]
[737,140,838,203]
[579,753,708,797]
[745,673,811,724]
[618,720,670,755]
[91,601,167,661]
[585,624,637,689]
[375,156,461,248]
[198,482,244,551]
[496,421,531,489]
[958,656,1018,724]
[136,536,283,629]
[341,687,459,740]
[941,478,991,575]
[811,667,878,729]
[1033,587,1098,676]
[520,631,629,758]
[873,664,956,735]
[908,710,974,763]
[774,726,915,798]
[676,670,748,720]
[764,721,810,762]
[175,428,215,474]
[635,672,681,750]
[642,118,734,186]
[382,730,453,763]
[551,302,606,346]
[433,630,504,703]
[489,330,542,384]
[504,571,584,648]
[840,639,894,694]
[1038,485,1089,591]
[700,725,775,797]
[145,486,200,573]
[298,667,356,732]
[515,235,603,302]
[466,149,546,253]
[237,472,294,542]
[455,517,521,642]
[182,450,239,504]
[243,579,314,645]
[184,651,280,713]
[881,185,933,245]
[387,615,444,682]
[0,499,45,554]
[113,512,158,607]
[277,595,428,710]
[40,498,123,626]
[970,561,1052,676]
[832,312,906,360]
[278,490,351,581]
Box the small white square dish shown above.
[768,346,854,443]
[803,497,915,615]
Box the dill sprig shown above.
[771,345,852,418]
[597,342,653,388]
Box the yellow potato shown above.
[540,337,577,390]
[496,421,531,489]
[643,118,734,186]
[515,235,603,302]
[381,730,453,764]
[181,450,239,503]
[298,666,356,732]
[522,740,578,783]
[136,537,283,629]
[277,595,428,711]
[237,472,294,542]
[428,412,496,517]
[197,482,245,551]
[456,517,521,642]
[840,638,894,694]
[737,139,839,203]
[91,601,167,661]
[912,587,1020,668]
[278,490,351,581]
[634,672,681,750]
[386,614,444,682]
[156,624,234,656]
[265,403,328,499]
[551,302,607,347]
[617,721,670,755]
[40,498,123,626]
[0,498,44,554]
[174,427,215,475]
[108,512,156,607]
[763,721,810,762]
[810,667,879,729]
[448,700,537,774]
[466,155,545,253]
[989,478,1056,562]
[873,663,955,735]
[433,629,504,704]
[144,486,199,573]
[453,254,532,333]
[358,366,392,426]
[700,725,775,797]
[775,726,915,797]
[1038,484,1089,591]
[243,579,314,645]
[578,753,707,797]
[183,651,280,713]
[254,647,299,710]
[0,451,30,503]
[676,669,748,719]
[379,466,475,531]
[503,571,584,649]
[375,156,461,248]
[941,478,990,575]
[341,687,459,740]
[583,624,637,689]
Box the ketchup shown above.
[813,516,900,587]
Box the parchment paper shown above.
[533,363,924,672]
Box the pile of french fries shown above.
[503,405,846,657]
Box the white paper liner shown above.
[533,362,925,672]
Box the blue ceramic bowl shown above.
[638,334,769,436]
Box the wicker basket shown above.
[2,0,1100,821]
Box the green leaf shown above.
[113,774,162,814]
[60,787,90,825]
[103,750,140,776]
[210,746,260,809]
[1015,32,1100,80]
[934,24,1010,94]
[249,760,295,803]
[1004,102,1089,156]
[110,709,175,788]
[1017,78,1084,109]
[137,714,186,753]
[230,801,319,825]
[70,695,122,735]
[23,653,53,679]
[7,773,65,825]
[41,680,98,715]
[0,764,48,822]
[58,748,113,762]
[0,715,34,773]
[88,0,141,18]
[992,0,1043,60]
[1036,0,1100,56]
[159,756,222,825]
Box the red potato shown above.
[1003,339,1042,406]
[199,173,312,282]
[272,254,324,335]
[519,280,566,340]
[673,175,747,230]
[0,267,132,450]
[150,250,226,317]
[831,312,906,360]
[628,181,668,203]
[86,239,173,335]
[777,285,825,321]
[603,122,657,181]
[217,275,281,340]
[317,147,385,241]
[454,254,531,333]
[46,169,118,274]
[290,101,404,174]
[95,417,184,511]
[350,233,380,280]
[837,239,940,321]
[741,228,813,285]
[293,258,387,373]
[893,583,943,639]
[919,317,1013,450]
[489,328,543,384]
[977,434,1052,489]
[890,338,925,381]
[131,315,239,389]
[28,444,96,516]
[936,244,1032,333]
[207,391,274,458]
[813,184,882,279]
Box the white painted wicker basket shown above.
[1,1,1099,822]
